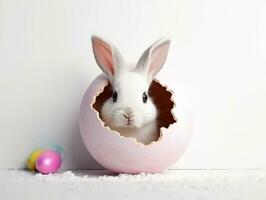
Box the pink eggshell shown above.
[35,150,62,174]
[79,74,194,174]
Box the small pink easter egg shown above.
[35,150,61,174]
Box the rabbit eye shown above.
[142,92,148,103]
[112,91,118,102]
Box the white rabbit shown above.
[91,36,170,145]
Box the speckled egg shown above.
[79,74,194,174]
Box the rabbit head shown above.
[91,36,170,130]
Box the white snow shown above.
[1,169,266,200]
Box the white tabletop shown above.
[1,169,265,200]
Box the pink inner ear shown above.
[94,40,114,75]
[149,43,169,75]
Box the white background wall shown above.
[0,0,266,169]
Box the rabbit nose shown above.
[124,108,134,116]
[122,113,135,119]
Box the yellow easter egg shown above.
[26,149,44,170]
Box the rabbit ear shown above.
[135,38,170,83]
[91,35,124,81]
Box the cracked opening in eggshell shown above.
[92,80,177,145]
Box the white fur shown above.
[91,35,170,145]
[101,72,158,144]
